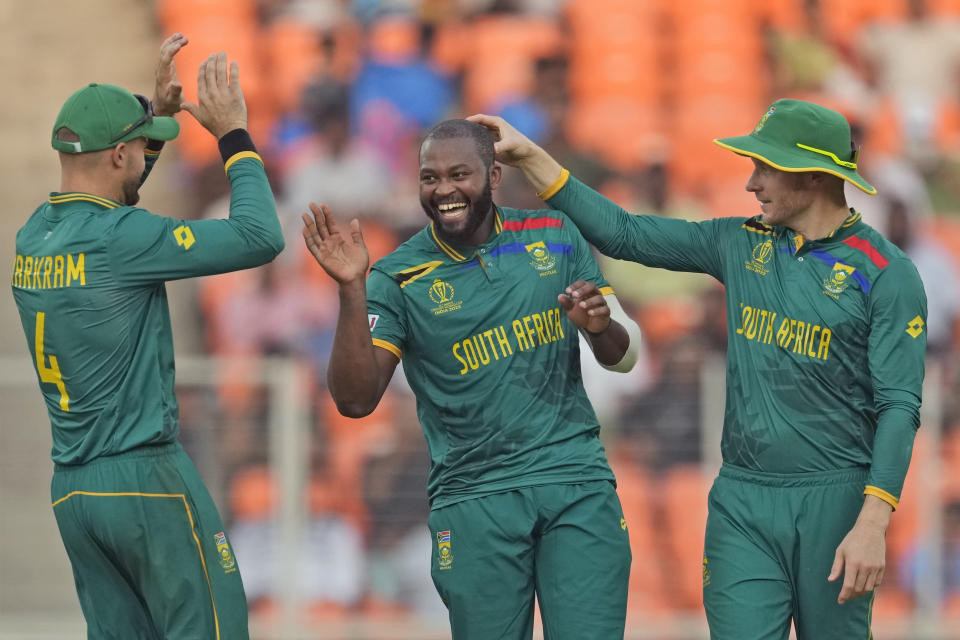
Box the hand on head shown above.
[180,52,248,139]
[466,114,538,166]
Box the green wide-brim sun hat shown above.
[713,98,876,195]
[52,83,179,153]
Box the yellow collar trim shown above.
[429,212,502,262]
[49,193,120,209]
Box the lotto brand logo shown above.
[368,314,379,331]
[173,225,195,250]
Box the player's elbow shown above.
[334,399,377,419]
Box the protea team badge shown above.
[214,531,237,573]
[823,262,855,299]
[437,530,453,570]
[525,240,557,275]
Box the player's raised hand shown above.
[152,32,188,117]
[560,280,611,335]
[466,114,539,167]
[302,203,369,285]
[180,52,248,139]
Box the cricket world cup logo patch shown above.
[214,531,237,573]
[428,278,463,315]
[745,239,773,276]
[437,530,454,570]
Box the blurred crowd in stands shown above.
[156,0,960,623]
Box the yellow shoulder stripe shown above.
[224,151,263,173]
[599,285,615,296]
[49,193,119,209]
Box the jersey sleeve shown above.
[565,212,612,292]
[864,257,927,507]
[107,133,285,285]
[544,172,729,281]
[366,267,408,359]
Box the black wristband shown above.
[217,129,258,163]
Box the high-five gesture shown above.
[152,33,188,117]
[301,203,369,285]
[181,52,248,139]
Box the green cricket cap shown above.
[51,83,179,153]
[713,98,875,195]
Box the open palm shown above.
[301,202,369,284]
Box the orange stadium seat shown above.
[564,98,666,171]
[816,0,908,47]
[156,0,257,27]
[230,464,277,520]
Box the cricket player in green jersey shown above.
[470,100,927,640]
[11,35,284,639]
[301,119,644,639]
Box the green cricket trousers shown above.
[51,442,248,640]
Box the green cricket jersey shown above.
[543,172,926,505]
[11,133,284,465]
[366,207,616,508]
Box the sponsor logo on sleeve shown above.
[906,315,925,338]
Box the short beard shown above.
[121,176,140,206]
[423,178,494,245]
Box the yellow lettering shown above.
[462,338,480,370]
[785,319,797,350]
[531,314,547,346]
[42,257,53,289]
[513,320,530,351]
[737,305,750,335]
[764,312,777,344]
[554,308,565,339]
[523,316,537,347]
[482,330,500,361]
[453,343,468,375]
[808,326,821,357]
[495,326,513,356]
[23,256,33,288]
[34,312,69,411]
[755,309,768,342]
[13,254,23,288]
[793,321,806,354]
[53,255,65,288]
[776,318,790,347]
[817,328,832,360]
[473,335,491,366]
[67,253,85,287]
[745,307,759,340]
[543,311,555,342]
[32,256,42,288]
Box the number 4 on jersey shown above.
[35,312,70,411]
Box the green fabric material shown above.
[703,465,874,640]
[366,207,616,508]
[51,444,248,640]
[12,155,284,464]
[546,177,926,501]
[428,481,630,640]
[713,98,876,194]
[52,84,178,153]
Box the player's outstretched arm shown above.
[560,280,641,372]
[302,203,398,416]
